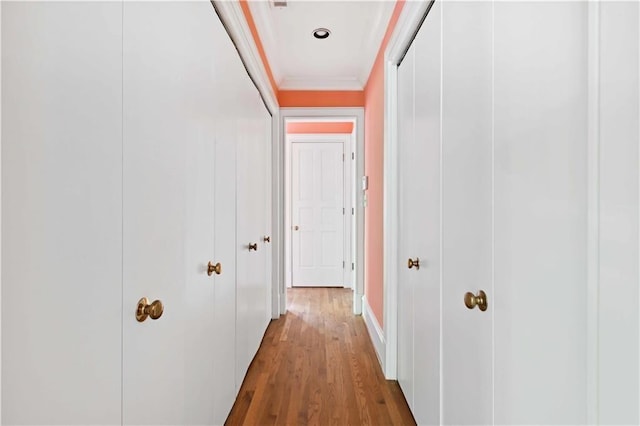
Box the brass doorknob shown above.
[263,236,271,243]
[464,290,488,311]
[407,258,420,270]
[136,297,164,322]
[207,261,222,276]
[248,243,258,251]
[293,225,299,231]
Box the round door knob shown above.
[207,261,222,276]
[248,243,258,251]
[407,258,420,270]
[136,297,164,322]
[464,290,488,311]
[293,225,299,231]
[263,236,271,243]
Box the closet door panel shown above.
[598,2,639,423]
[412,2,442,424]
[397,43,416,410]
[493,3,588,424]
[122,3,190,423]
[1,3,123,424]
[441,2,493,424]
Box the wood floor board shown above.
[225,288,416,426]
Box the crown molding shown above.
[246,1,283,85]
[211,0,279,112]
[358,1,396,86]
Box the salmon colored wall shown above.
[279,91,365,108]
[287,122,354,134]
[363,0,405,327]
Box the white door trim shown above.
[280,108,364,315]
[383,1,432,380]
[286,133,353,290]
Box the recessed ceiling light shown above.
[313,28,331,40]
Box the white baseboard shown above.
[362,295,386,371]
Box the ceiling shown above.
[248,0,396,91]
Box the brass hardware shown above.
[464,290,488,311]
[248,243,258,251]
[207,261,222,276]
[136,297,164,322]
[407,258,420,270]
[263,236,271,243]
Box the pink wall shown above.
[363,1,405,327]
[287,122,354,134]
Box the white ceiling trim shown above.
[246,1,283,86]
[279,76,364,91]
[212,0,279,113]
[357,1,396,86]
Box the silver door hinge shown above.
[343,153,345,161]
[351,208,354,215]
[352,262,354,270]
[343,207,345,215]
[352,152,355,160]
[343,261,345,268]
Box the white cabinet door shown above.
[441,2,493,424]
[1,2,123,424]
[412,3,442,423]
[291,142,345,286]
[397,40,416,412]
[493,3,588,423]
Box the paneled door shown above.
[441,2,494,425]
[291,142,345,286]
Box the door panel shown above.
[441,2,493,424]
[292,142,345,286]
[494,3,588,423]
[2,3,123,423]
[397,42,416,410]
[412,3,442,423]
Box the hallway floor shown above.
[225,288,416,425]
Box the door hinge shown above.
[343,153,345,161]
[352,152,355,160]
[351,207,354,215]
[343,207,345,215]
[352,262,354,270]
[343,261,345,269]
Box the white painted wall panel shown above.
[1,2,123,424]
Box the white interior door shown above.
[397,41,416,411]
[291,141,345,287]
[1,3,123,423]
[441,2,493,424]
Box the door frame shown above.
[279,108,364,315]
[286,133,353,290]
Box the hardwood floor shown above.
[225,288,416,426]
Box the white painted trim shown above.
[0,1,3,418]
[212,1,278,115]
[279,77,364,91]
[587,2,601,423]
[382,0,430,380]
[285,133,353,290]
[363,295,386,371]
[245,1,283,86]
[280,108,365,315]
[271,112,282,319]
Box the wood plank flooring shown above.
[225,288,416,426]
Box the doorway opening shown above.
[279,109,365,316]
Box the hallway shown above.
[225,288,416,425]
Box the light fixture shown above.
[313,28,331,40]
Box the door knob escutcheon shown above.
[136,297,164,322]
[248,243,258,251]
[263,236,271,243]
[464,290,488,311]
[407,258,420,270]
[207,261,222,276]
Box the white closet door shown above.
[493,2,588,424]
[1,3,123,424]
[412,2,442,424]
[397,41,416,410]
[441,2,493,424]
[122,3,191,423]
